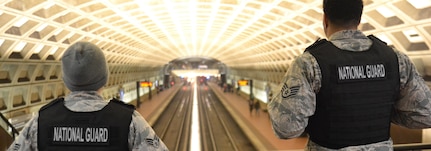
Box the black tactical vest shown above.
[38,98,133,151]
[305,35,400,149]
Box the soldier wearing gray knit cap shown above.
[61,41,108,91]
[7,42,168,151]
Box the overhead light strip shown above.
[165,0,190,56]
[190,0,197,56]
[84,0,173,63]
[199,0,220,56]
[220,0,320,60]
[206,0,250,57]
[211,0,280,58]
[129,0,183,56]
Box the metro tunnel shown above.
[1,0,431,150]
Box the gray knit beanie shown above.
[61,41,108,91]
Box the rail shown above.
[394,143,431,151]
[0,112,19,139]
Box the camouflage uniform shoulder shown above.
[39,97,64,111]
[305,38,329,52]
[110,98,136,110]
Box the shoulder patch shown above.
[146,136,161,148]
[305,38,328,52]
[110,98,135,110]
[39,97,64,111]
[281,84,300,98]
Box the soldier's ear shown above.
[323,14,329,36]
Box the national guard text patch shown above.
[336,63,386,83]
[50,126,110,145]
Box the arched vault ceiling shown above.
[0,0,431,70]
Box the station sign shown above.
[140,81,153,87]
[237,80,249,86]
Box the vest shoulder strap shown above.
[367,35,387,45]
[39,97,64,112]
[305,38,329,52]
[109,98,135,110]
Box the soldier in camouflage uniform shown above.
[8,42,168,151]
[268,0,431,150]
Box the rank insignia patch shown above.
[281,84,300,98]
[145,136,160,148]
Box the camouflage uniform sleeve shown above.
[391,51,431,128]
[129,111,168,151]
[7,114,39,151]
[268,52,320,139]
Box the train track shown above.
[198,85,256,151]
[152,84,255,151]
[152,85,192,151]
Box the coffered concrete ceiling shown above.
[0,0,430,71]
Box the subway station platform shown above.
[136,83,307,151]
[136,84,181,127]
[208,83,307,151]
